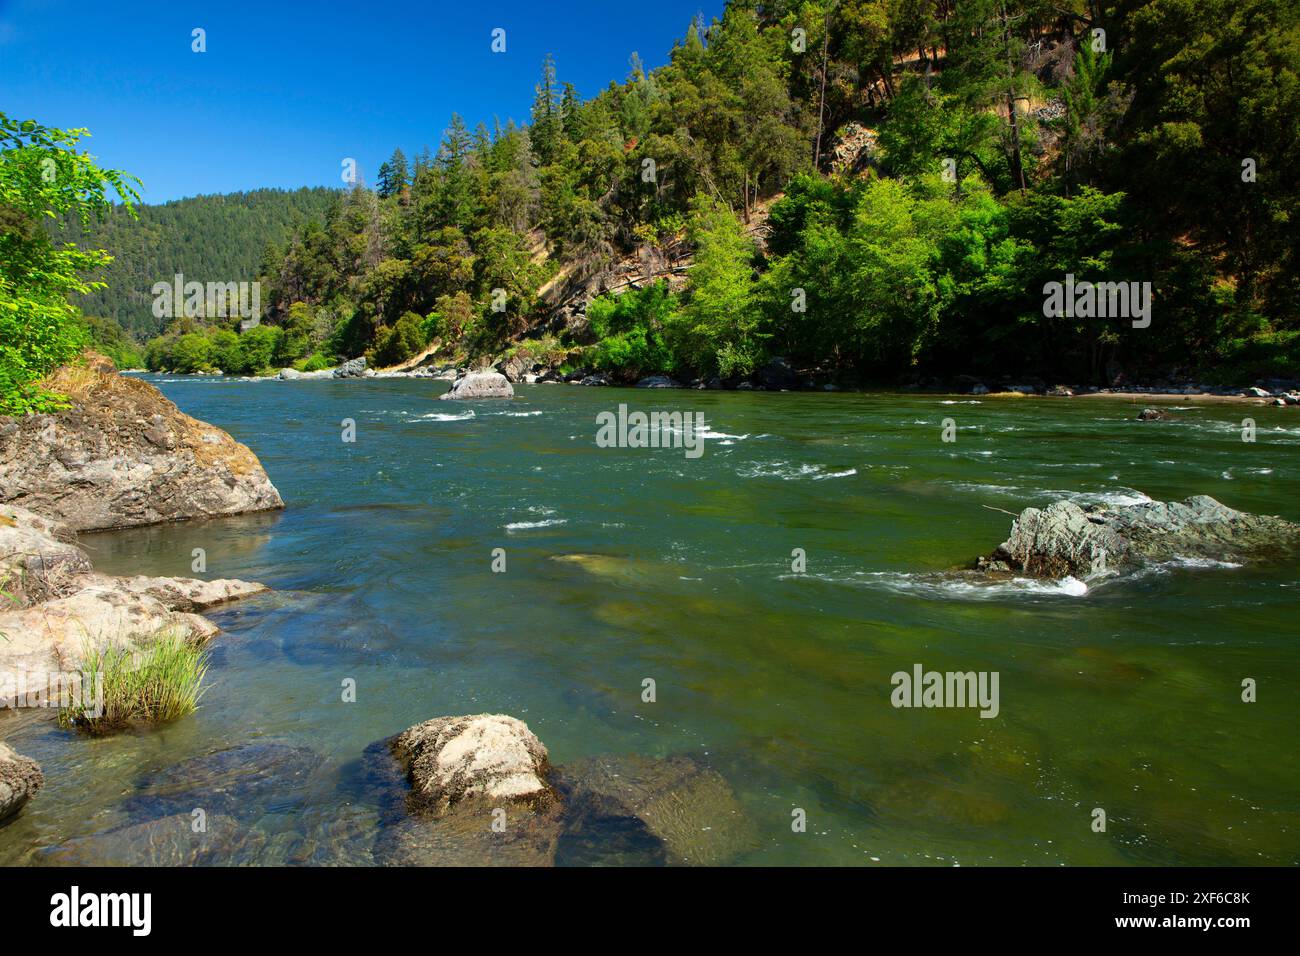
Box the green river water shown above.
[1,377,1297,865]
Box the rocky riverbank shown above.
[210,352,1300,405]
[0,361,282,822]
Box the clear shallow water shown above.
[2,378,1298,865]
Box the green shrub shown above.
[372,310,428,366]
[294,352,333,372]
[587,281,679,378]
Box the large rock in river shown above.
[978,495,1300,578]
[0,364,282,531]
[390,713,554,816]
[0,741,44,822]
[439,370,514,401]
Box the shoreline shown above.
[127,370,1299,407]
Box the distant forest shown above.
[54,187,337,338]
[83,0,1300,385]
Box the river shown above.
[2,376,1297,865]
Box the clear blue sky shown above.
[0,0,721,203]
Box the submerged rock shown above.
[977,495,1300,578]
[556,753,757,866]
[439,370,514,401]
[376,801,566,867]
[0,741,43,822]
[40,812,264,866]
[0,364,282,532]
[390,714,554,817]
[128,742,323,819]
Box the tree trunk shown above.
[813,17,830,169]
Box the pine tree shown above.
[377,147,409,200]
[530,54,563,167]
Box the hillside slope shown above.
[52,187,339,338]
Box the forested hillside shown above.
[134,0,1298,385]
[55,187,337,339]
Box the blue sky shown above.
[0,0,721,203]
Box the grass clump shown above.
[58,630,209,734]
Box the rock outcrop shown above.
[439,370,514,401]
[390,714,554,816]
[0,365,283,532]
[0,741,44,822]
[0,504,266,695]
[977,495,1300,578]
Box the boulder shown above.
[439,370,514,401]
[0,741,43,822]
[0,580,214,683]
[636,375,684,389]
[978,495,1300,578]
[276,368,302,380]
[755,357,799,391]
[971,383,990,396]
[1137,407,1174,421]
[333,357,367,378]
[0,366,282,532]
[373,716,756,866]
[389,714,554,816]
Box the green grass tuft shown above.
[58,630,209,734]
